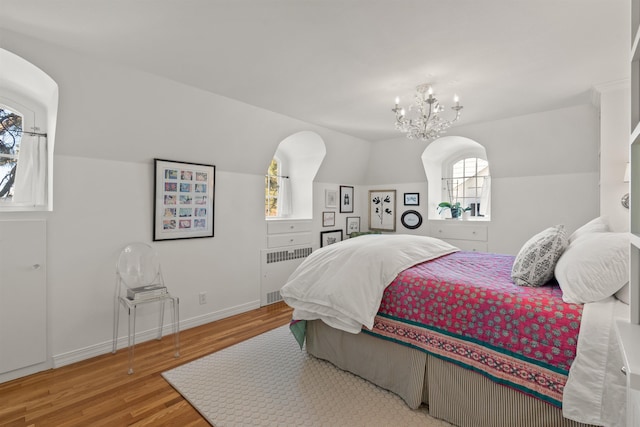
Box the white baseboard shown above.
[0,360,52,384]
[52,300,261,368]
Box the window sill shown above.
[265,217,312,221]
[428,217,491,222]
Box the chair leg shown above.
[112,297,120,354]
[172,297,180,357]
[156,299,165,341]
[127,305,136,375]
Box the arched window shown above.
[0,101,47,208]
[265,157,285,217]
[444,157,490,217]
[0,105,23,200]
[422,136,491,220]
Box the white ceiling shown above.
[0,0,630,141]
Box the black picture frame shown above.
[404,192,419,206]
[346,216,360,235]
[401,210,423,229]
[320,230,343,247]
[339,185,354,213]
[153,158,215,241]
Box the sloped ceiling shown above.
[0,0,630,142]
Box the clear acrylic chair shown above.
[112,242,179,374]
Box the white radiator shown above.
[260,246,312,306]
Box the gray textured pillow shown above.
[511,225,568,287]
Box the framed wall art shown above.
[346,216,360,235]
[154,158,215,241]
[325,189,337,208]
[339,185,354,213]
[369,189,396,232]
[320,229,343,247]
[322,211,335,227]
[404,192,419,206]
[401,210,423,229]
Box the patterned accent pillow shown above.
[511,225,568,287]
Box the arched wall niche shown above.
[421,135,489,219]
[0,48,59,210]
[271,130,326,219]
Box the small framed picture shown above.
[346,216,360,236]
[404,193,419,206]
[339,185,354,213]
[322,211,335,227]
[320,230,343,247]
[325,189,338,208]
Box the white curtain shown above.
[13,134,47,206]
[278,176,292,217]
[479,176,491,217]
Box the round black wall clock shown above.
[401,210,422,229]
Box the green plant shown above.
[437,202,471,219]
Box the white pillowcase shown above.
[555,232,629,304]
[615,282,630,305]
[568,216,610,244]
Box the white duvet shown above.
[280,234,458,334]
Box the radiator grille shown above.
[266,290,282,304]
[261,246,313,306]
[266,247,312,264]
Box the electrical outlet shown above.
[199,292,207,305]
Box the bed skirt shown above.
[305,320,595,427]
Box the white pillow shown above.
[568,216,610,244]
[615,283,630,305]
[555,232,629,304]
[511,225,568,287]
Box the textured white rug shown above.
[162,325,453,427]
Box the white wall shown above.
[597,81,630,232]
[44,156,274,361]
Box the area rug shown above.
[162,325,453,427]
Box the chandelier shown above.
[392,83,463,141]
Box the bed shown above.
[281,224,629,427]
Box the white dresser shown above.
[429,221,488,252]
[266,219,312,248]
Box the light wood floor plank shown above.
[0,302,292,426]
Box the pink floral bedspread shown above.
[366,251,583,407]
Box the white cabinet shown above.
[429,221,488,252]
[0,220,47,378]
[266,219,312,249]
[616,320,640,427]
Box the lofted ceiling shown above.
[0,0,630,142]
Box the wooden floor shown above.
[0,302,293,427]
